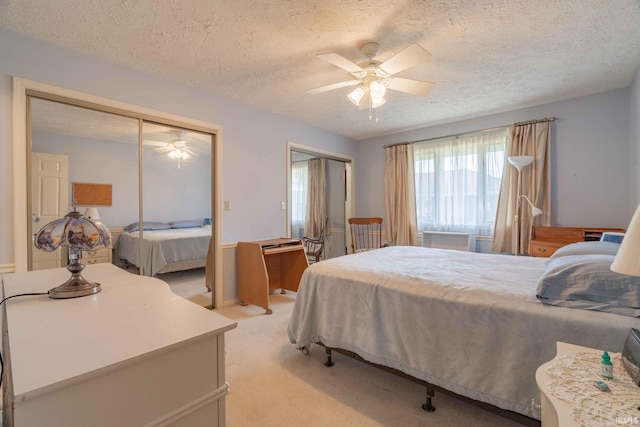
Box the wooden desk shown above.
[1,264,237,427]
[237,238,308,314]
[529,226,625,257]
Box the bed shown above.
[287,244,640,423]
[114,221,211,277]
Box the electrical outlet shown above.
[224,201,230,211]
[280,201,285,210]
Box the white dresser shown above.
[1,264,236,427]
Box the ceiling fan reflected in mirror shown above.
[307,42,436,121]
[146,131,198,164]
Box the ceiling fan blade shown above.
[184,148,199,157]
[387,77,436,96]
[307,80,359,95]
[154,146,172,153]
[379,44,432,75]
[316,53,364,73]
[144,140,168,147]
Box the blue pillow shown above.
[548,241,620,260]
[168,220,202,229]
[536,253,640,317]
[123,221,171,232]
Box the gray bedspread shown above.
[287,246,640,419]
[115,228,211,276]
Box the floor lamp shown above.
[508,156,543,255]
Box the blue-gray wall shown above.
[356,89,635,229]
[0,28,358,267]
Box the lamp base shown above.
[48,274,101,299]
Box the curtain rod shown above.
[383,116,558,149]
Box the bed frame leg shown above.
[324,347,334,367]
[422,386,436,412]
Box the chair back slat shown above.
[302,218,330,263]
[348,217,384,253]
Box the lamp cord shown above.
[0,292,50,390]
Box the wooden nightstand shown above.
[82,245,112,265]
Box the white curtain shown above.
[384,144,418,246]
[413,130,506,236]
[291,161,308,237]
[304,158,327,237]
[492,121,552,254]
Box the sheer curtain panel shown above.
[413,130,506,236]
[291,161,308,237]
[384,144,418,246]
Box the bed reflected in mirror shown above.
[28,97,214,285]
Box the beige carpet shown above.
[161,269,526,426]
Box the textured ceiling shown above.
[2,0,640,141]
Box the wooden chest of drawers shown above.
[529,226,625,257]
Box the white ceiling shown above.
[2,0,640,141]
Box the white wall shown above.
[356,89,634,230]
[630,67,640,204]
[0,28,358,267]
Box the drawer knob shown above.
[537,247,547,253]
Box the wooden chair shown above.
[348,217,388,253]
[302,218,329,263]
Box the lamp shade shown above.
[611,203,640,277]
[347,86,365,106]
[507,156,534,171]
[84,207,100,220]
[35,211,111,251]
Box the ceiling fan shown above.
[307,42,436,112]
[146,131,199,160]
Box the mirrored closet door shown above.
[289,147,352,261]
[22,87,219,307]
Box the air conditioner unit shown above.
[422,231,475,252]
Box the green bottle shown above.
[601,351,613,379]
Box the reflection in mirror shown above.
[136,122,213,277]
[291,150,347,262]
[29,97,139,271]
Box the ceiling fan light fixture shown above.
[369,80,386,102]
[168,148,189,160]
[347,86,365,106]
[371,97,386,108]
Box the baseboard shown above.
[0,264,15,274]
[222,298,239,307]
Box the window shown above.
[291,161,308,236]
[414,129,506,236]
